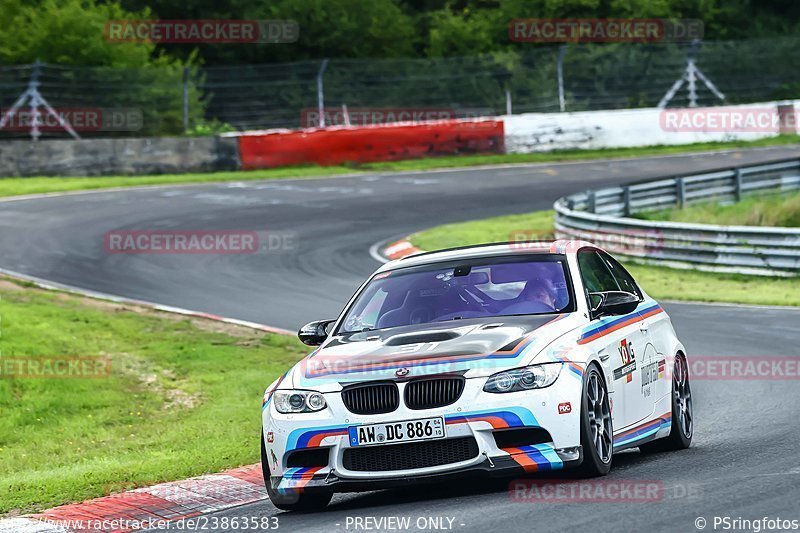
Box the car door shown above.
[599,251,666,411]
[577,249,653,429]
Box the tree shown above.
[0,0,172,67]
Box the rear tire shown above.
[576,363,613,477]
[639,353,693,453]
[261,433,332,512]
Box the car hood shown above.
[289,314,584,391]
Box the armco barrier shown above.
[554,159,800,276]
[236,120,504,169]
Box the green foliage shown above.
[3,0,800,67]
[0,0,799,136]
[0,0,207,136]
[185,119,237,136]
[123,0,418,64]
[0,0,156,67]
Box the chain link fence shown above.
[0,37,798,139]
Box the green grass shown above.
[1,134,799,198]
[637,190,800,227]
[0,166,359,198]
[408,210,800,307]
[0,279,308,515]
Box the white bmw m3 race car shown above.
[260,240,693,510]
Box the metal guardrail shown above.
[554,158,800,276]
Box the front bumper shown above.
[262,369,586,494]
[268,446,583,494]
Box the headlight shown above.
[483,363,563,393]
[273,390,328,413]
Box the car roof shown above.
[377,239,599,273]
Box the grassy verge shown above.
[637,190,800,227]
[1,135,799,199]
[408,210,800,307]
[0,278,306,515]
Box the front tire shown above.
[639,353,693,453]
[261,433,332,512]
[576,363,613,476]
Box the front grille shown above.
[343,437,479,472]
[404,377,465,410]
[341,382,399,415]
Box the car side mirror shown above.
[589,291,640,318]
[298,319,336,346]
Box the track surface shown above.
[2,146,799,533]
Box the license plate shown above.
[348,417,445,447]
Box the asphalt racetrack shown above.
[2,146,800,532]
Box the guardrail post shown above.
[587,190,596,213]
[734,168,743,202]
[623,186,631,216]
[676,177,686,208]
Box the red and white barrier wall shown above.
[228,100,798,170]
[2,101,796,177]
[235,119,505,169]
[504,100,800,154]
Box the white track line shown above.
[0,267,293,335]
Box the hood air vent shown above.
[385,331,460,346]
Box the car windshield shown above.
[338,256,573,334]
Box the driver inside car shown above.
[501,277,559,314]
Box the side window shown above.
[600,252,642,299]
[577,251,620,294]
